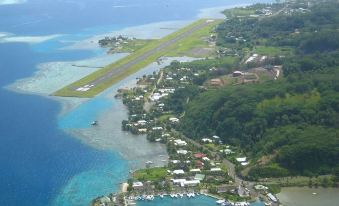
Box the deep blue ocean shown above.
[0,0,271,205]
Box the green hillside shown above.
[179,0,339,178]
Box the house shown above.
[213,135,220,140]
[184,180,200,187]
[132,182,144,189]
[210,168,222,172]
[190,168,201,173]
[194,153,206,158]
[202,157,210,161]
[138,128,147,133]
[201,138,213,143]
[172,179,200,187]
[172,170,185,175]
[171,160,180,164]
[241,162,249,166]
[232,71,243,77]
[194,174,205,181]
[137,120,147,125]
[172,179,186,187]
[236,157,247,162]
[224,149,233,155]
[174,139,187,146]
[169,117,180,123]
[177,150,188,155]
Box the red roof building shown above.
[194,153,206,158]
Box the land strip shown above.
[53,19,220,98]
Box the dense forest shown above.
[177,0,339,177]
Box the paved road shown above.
[74,20,212,91]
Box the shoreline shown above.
[3,2,275,206]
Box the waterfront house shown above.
[132,182,144,189]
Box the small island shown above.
[98,35,154,54]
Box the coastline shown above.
[2,2,274,206]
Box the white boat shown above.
[160,194,164,198]
[179,193,184,198]
[216,199,226,204]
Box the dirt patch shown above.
[189,47,214,57]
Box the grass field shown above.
[133,167,168,181]
[166,20,222,57]
[53,19,220,98]
[255,46,295,56]
[106,39,155,53]
[223,7,256,18]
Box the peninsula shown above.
[53,19,221,98]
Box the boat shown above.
[160,194,164,198]
[179,193,184,198]
[216,199,226,204]
[91,120,98,126]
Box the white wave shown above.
[0,33,62,44]
[6,53,128,95]
[112,4,139,8]
[0,0,26,5]
[197,4,250,19]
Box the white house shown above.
[202,138,213,143]
[236,157,247,162]
[211,168,222,172]
[172,170,185,175]
[190,169,201,173]
[137,120,147,125]
[177,150,188,155]
[169,117,180,123]
[174,139,187,146]
[132,182,143,188]
[202,157,210,161]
